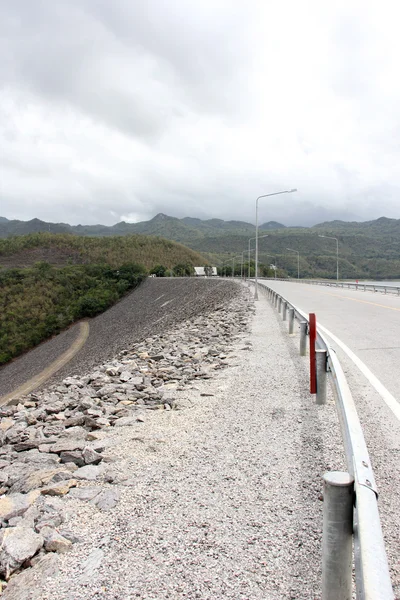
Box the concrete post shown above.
[316,349,327,405]
[322,472,354,600]
[300,321,307,356]
[288,308,295,334]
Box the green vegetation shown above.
[1,214,400,279]
[0,232,209,365]
[150,265,168,277]
[0,232,208,270]
[0,262,146,365]
[172,263,195,277]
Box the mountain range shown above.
[1,213,400,279]
[0,213,286,242]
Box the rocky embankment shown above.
[0,278,241,399]
[0,283,251,595]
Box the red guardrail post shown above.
[309,313,317,394]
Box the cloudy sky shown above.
[1,0,400,227]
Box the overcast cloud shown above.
[1,0,400,227]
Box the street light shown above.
[255,188,297,299]
[248,234,268,279]
[286,248,300,279]
[318,235,339,281]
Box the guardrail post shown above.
[316,349,327,404]
[300,321,307,356]
[282,302,287,321]
[322,472,354,600]
[278,297,282,312]
[274,294,278,309]
[288,308,294,334]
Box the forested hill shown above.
[0,232,207,270]
[0,233,209,366]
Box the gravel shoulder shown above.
[2,284,346,599]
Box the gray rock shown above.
[0,490,40,522]
[128,376,143,386]
[40,526,72,553]
[119,371,132,382]
[44,402,66,415]
[74,465,104,481]
[97,384,118,398]
[0,526,44,579]
[1,553,59,599]
[62,416,85,428]
[92,489,120,511]
[35,511,64,531]
[68,487,101,501]
[62,377,82,387]
[48,439,85,454]
[59,451,85,467]
[113,417,137,427]
[58,426,87,439]
[12,441,40,453]
[79,548,104,583]
[58,529,81,544]
[82,447,103,465]
[84,416,104,430]
[40,479,77,496]
[86,408,103,417]
[17,449,60,466]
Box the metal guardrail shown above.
[258,283,394,600]
[261,277,400,296]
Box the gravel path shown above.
[4,286,347,599]
[0,279,239,398]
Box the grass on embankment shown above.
[0,232,207,269]
[0,262,146,365]
[0,233,209,365]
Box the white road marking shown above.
[160,299,173,308]
[317,322,400,422]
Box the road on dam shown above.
[257,279,400,592]
[259,279,400,406]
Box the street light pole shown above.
[319,235,339,281]
[248,234,268,280]
[286,248,300,279]
[255,188,297,300]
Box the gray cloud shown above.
[1,0,400,227]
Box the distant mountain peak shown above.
[260,220,286,230]
[152,212,171,221]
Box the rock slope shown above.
[0,283,251,594]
